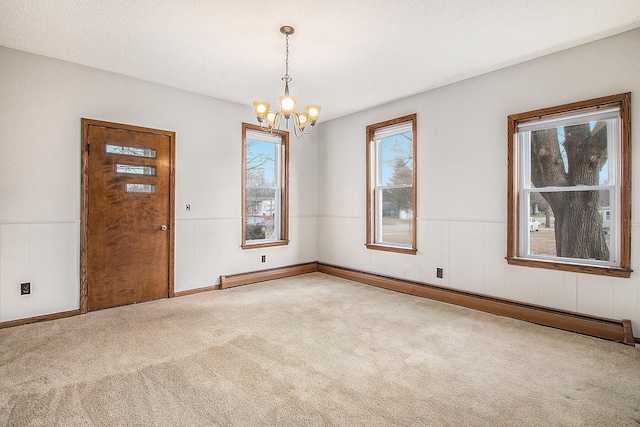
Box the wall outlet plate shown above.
[21,282,31,295]
[436,268,443,279]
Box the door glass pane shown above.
[106,144,157,158]
[125,183,156,193]
[116,164,156,175]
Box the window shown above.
[242,123,289,248]
[507,93,631,277]
[366,114,417,254]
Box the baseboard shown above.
[174,284,221,297]
[317,263,636,345]
[0,310,80,329]
[220,262,318,289]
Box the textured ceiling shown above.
[1,1,639,121]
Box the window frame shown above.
[241,123,289,249]
[366,114,417,254]
[507,93,631,277]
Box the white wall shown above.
[317,28,640,332]
[0,47,319,322]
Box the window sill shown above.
[242,240,289,250]
[506,257,632,278]
[366,243,417,255]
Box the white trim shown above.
[246,129,282,144]
[373,121,413,141]
[516,107,620,132]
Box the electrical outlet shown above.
[20,282,31,295]
[436,268,443,279]
[186,204,191,211]
[261,255,266,263]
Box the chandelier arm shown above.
[293,123,303,138]
[268,112,283,137]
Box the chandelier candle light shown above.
[253,26,321,137]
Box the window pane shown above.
[529,119,611,188]
[245,188,277,241]
[379,187,413,246]
[106,144,156,158]
[528,190,610,261]
[377,131,413,186]
[246,139,277,188]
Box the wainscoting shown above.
[0,222,80,324]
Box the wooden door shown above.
[81,119,175,312]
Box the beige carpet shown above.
[1,272,639,426]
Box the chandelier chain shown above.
[282,34,292,83]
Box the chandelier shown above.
[253,26,321,137]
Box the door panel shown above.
[82,120,174,312]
